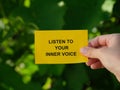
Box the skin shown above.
[80,34,120,82]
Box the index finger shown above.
[89,34,112,47]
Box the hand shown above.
[80,34,120,82]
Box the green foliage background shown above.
[0,0,120,90]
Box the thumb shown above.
[80,47,101,58]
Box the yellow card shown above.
[35,30,88,64]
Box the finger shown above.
[86,58,99,66]
[90,61,104,69]
[89,34,112,47]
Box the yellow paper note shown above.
[35,30,88,64]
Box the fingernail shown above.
[80,47,88,54]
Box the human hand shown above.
[80,34,120,82]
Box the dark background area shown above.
[0,0,120,90]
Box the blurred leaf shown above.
[87,68,116,90]
[0,0,20,17]
[11,0,66,29]
[39,64,65,76]
[63,64,89,90]
[63,0,105,30]
[0,64,42,90]
[24,0,31,8]
[38,65,50,76]
[50,65,65,76]
[113,0,120,18]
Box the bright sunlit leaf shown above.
[24,0,31,8]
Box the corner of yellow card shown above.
[35,30,88,64]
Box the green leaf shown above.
[113,0,120,18]
[63,64,89,90]
[38,64,65,76]
[49,64,65,76]
[11,0,66,29]
[63,0,105,30]
[0,64,41,90]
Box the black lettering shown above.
[62,52,76,56]
[46,52,61,56]
[67,39,74,44]
[48,40,66,44]
[55,46,69,50]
